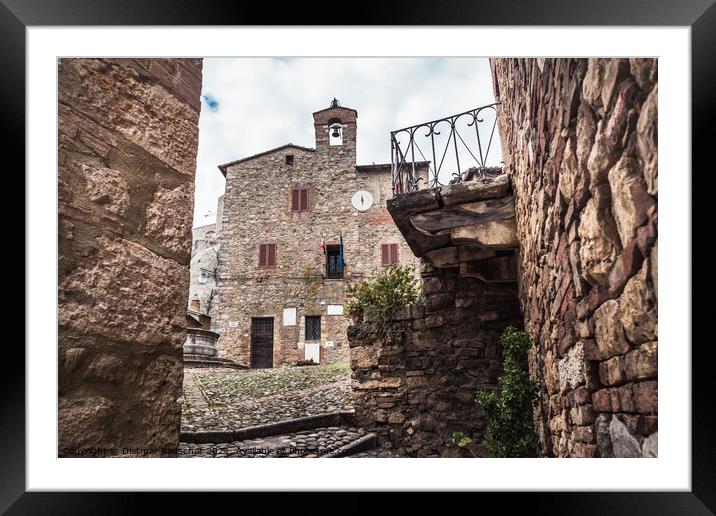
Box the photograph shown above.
[57,56,658,460]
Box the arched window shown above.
[328,118,343,146]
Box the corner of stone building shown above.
[58,58,203,456]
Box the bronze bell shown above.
[331,125,341,138]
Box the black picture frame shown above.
[3,0,709,512]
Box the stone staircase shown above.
[178,411,376,458]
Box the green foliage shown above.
[474,326,539,458]
[345,265,420,325]
[451,431,473,448]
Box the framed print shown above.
[4,0,712,512]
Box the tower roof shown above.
[312,99,357,117]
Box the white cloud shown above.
[193,57,499,227]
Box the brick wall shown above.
[58,58,202,456]
[348,264,522,457]
[491,58,658,457]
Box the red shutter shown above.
[300,189,308,212]
[391,244,399,264]
[381,244,389,265]
[268,244,276,267]
[291,189,299,211]
[259,244,267,267]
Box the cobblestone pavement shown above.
[348,445,404,458]
[179,426,367,458]
[181,364,353,432]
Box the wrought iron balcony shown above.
[390,102,503,196]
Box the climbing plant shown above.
[474,326,539,457]
[453,326,538,457]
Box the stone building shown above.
[187,195,224,315]
[212,100,426,368]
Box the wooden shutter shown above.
[381,244,390,265]
[291,189,300,211]
[268,244,276,267]
[259,244,267,267]
[300,189,308,211]
[390,244,399,264]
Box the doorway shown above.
[250,317,274,368]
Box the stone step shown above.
[178,425,375,458]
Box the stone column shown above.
[58,58,203,456]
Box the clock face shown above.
[352,190,373,212]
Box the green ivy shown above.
[473,326,539,458]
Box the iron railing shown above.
[391,102,503,196]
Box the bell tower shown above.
[313,98,357,163]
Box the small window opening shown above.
[285,155,294,166]
[305,315,321,341]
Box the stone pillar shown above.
[491,58,657,457]
[58,58,203,456]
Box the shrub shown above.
[345,265,419,324]
[474,326,539,457]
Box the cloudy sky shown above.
[193,57,500,227]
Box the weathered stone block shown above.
[350,346,377,369]
[608,155,655,246]
[570,404,595,426]
[558,342,586,392]
[636,85,658,196]
[578,198,621,285]
[599,355,627,386]
[609,415,641,458]
[592,389,612,412]
[593,300,631,359]
[572,425,596,443]
[633,381,658,414]
[624,342,657,381]
[619,261,657,345]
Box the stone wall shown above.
[212,104,424,367]
[491,58,657,457]
[58,58,203,456]
[348,265,522,457]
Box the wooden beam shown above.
[410,196,515,236]
[440,174,511,207]
[451,218,518,249]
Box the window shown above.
[285,155,294,166]
[258,243,276,267]
[305,316,321,341]
[291,186,309,212]
[381,243,399,266]
[326,245,343,279]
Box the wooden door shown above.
[250,317,274,368]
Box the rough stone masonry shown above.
[212,102,426,368]
[491,58,658,457]
[58,59,203,456]
[349,264,522,457]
